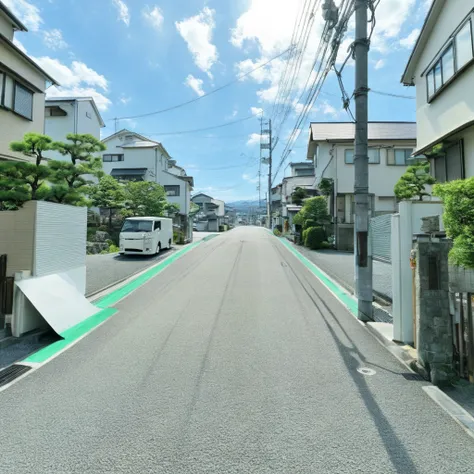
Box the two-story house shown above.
[273,162,317,227]
[191,193,226,232]
[0,0,58,162]
[306,121,417,250]
[101,130,194,241]
[401,0,474,182]
[44,97,105,159]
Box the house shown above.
[0,0,58,162]
[273,162,317,228]
[101,130,194,242]
[401,0,474,182]
[306,121,417,250]
[44,97,105,160]
[191,193,226,232]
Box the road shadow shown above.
[287,263,420,474]
[112,248,174,262]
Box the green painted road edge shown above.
[22,234,219,365]
[274,235,358,316]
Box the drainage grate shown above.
[0,364,31,388]
[401,372,424,381]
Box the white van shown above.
[119,217,173,256]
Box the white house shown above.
[191,193,226,232]
[44,97,105,160]
[100,130,194,241]
[0,0,58,162]
[401,0,474,182]
[273,162,317,228]
[306,122,417,250]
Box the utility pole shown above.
[260,118,272,229]
[354,0,372,321]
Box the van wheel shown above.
[156,243,161,255]
[168,238,172,249]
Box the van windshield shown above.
[121,220,153,232]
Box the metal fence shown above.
[369,213,392,264]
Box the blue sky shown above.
[9,0,431,202]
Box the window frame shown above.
[102,154,124,162]
[425,12,474,102]
[389,148,414,166]
[164,185,181,197]
[344,148,380,165]
[12,81,34,120]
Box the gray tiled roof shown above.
[309,122,417,141]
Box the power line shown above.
[369,89,415,99]
[106,47,292,123]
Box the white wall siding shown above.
[77,101,102,138]
[33,202,87,282]
[414,0,474,150]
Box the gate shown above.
[0,254,14,318]
[370,214,392,264]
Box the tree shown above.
[291,187,308,206]
[0,163,30,210]
[89,175,126,230]
[319,178,333,197]
[8,133,53,201]
[49,134,106,205]
[293,196,331,229]
[122,181,168,217]
[394,160,436,201]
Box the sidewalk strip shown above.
[275,237,358,316]
[94,234,218,309]
[19,234,219,367]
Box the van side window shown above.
[154,221,161,231]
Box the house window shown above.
[388,149,414,166]
[13,83,33,120]
[164,185,180,196]
[294,168,314,176]
[103,154,124,162]
[426,16,474,101]
[345,148,380,164]
[433,140,465,183]
[1,74,14,109]
[456,20,473,69]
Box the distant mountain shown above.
[227,200,265,211]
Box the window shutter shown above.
[14,83,33,119]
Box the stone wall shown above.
[415,236,456,385]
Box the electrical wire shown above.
[105,48,291,123]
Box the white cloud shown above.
[121,118,137,129]
[400,28,421,49]
[119,95,131,104]
[3,0,42,31]
[242,173,259,184]
[43,29,68,50]
[184,74,205,97]
[176,7,218,77]
[374,59,385,70]
[13,38,27,53]
[142,5,164,30]
[32,57,111,111]
[250,107,263,116]
[112,0,130,26]
[247,133,269,146]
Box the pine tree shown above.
[394,160,436,201]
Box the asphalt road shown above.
[1,227,473,473]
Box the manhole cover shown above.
[357,367,376,376]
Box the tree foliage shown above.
[394,160,436,201]
[53,133,106,165]
[293,196,330,229]
[0,162,30,210]
[291,187,308,206]
[121,181,168,217]
[319,178,333,196]
[434,177,474,268]
[304,226,326,250]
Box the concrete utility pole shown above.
[354,0,372,321]
[260,118,272,229]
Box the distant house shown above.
[0,0,58,162]
[191,193,226,232]
[401,0,474,182]
[306,121,417,250]
[101,130,194,242]
[44,97,105,159]
[273,162,317,228]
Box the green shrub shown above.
[173,230,185,245]
[434,177,474,268]
[302,228,310,245]
[109,244,120,253]
[304,226,326,250]
[273,228,281,237]
[98,225,107,232]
